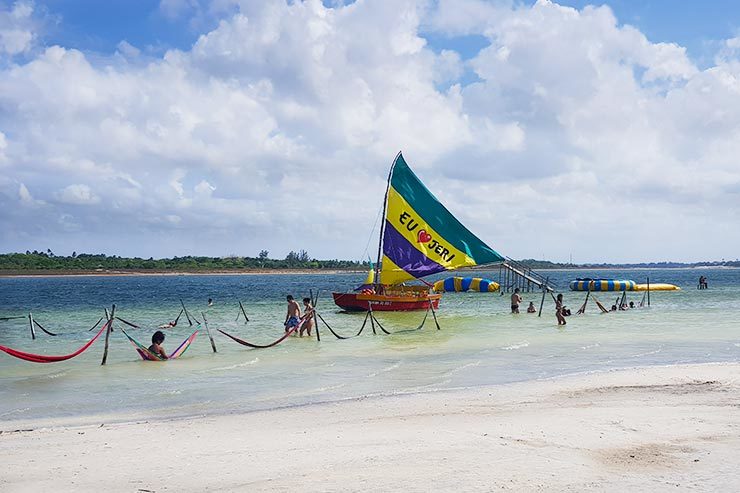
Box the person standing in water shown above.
[284,295,302,333]
[301,298,314,337]
[511,288,523,314]
[555,294,567,325]
[527,301,537,313]
[149,331,168,359]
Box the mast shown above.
[374,151,402,288]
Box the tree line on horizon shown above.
[0,250,368,271]
[0,252,738,272]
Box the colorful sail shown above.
[379,153,504,285]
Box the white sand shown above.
[2,363,739,492]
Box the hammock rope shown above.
[318,303,438,339]
[218,317,305,348]
[591,294,610,313]
[0,321,109,363]
[88,317,104,331]
[316,311,368,339]
[120,328,198,361]
[115,317,140,329]
[236,301,249,323]
[375,307,429,334]
[33,319,57,336]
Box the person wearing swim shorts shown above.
[511,288,522,314]
[284,295,302,333]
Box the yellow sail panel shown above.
[380,254,417,285]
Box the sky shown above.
[1,0,739,263]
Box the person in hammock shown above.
[149,331,168,359]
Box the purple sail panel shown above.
[382,220,446,279]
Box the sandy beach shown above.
[1,363,738,492]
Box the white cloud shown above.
[0,1,739,261]
[116,40,140,59]
[0,1,37,56]
[56,184,100,205]
[18,182,43,206]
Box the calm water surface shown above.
[1,268,738,425]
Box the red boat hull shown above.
[332,292,441,312]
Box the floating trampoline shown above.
[433,277,500,293]
[634,283,680,291]
[569,279,637,291]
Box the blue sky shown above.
[2,0,740,262]
[37,1,740,63]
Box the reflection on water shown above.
[0,268,739,425]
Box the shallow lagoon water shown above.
[1,268,738,425]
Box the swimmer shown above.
[527,301,536,313]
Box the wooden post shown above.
[201,312,217,353]
[647,277,651,307]
[28,312,36,340]
[101,304,115,365]
[310,289,320,342]
[538,277,549,317]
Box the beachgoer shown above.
[611,304,617,311]
[511,288,523,314]
[629,301,635,309]
[158,320,176,329]
[207,298,213,306]
[149,331,168,360]
[555,294,567,325]
[301,298,314,337]
[527,301,536,313]
[284,295,302,333]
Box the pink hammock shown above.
[0,321,109,363]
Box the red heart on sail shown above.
[417,229,432,243]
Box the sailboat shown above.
[332,152,504,311]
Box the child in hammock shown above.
[149,331,168,359]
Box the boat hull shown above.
[332,292,441,312]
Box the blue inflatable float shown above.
[433,277,500,293]
[569,279,637,291]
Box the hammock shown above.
[121,328,198,361]
[0,321,109,363]
[218,317,306,349]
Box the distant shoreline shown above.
[0,265,735,278]
[0,269,366,278]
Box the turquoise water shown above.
[1,268,738,425]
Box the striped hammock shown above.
[121,328,198,361]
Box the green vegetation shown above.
[1,251,738,273]
[0,250,367,272]
[518,259,740,269]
